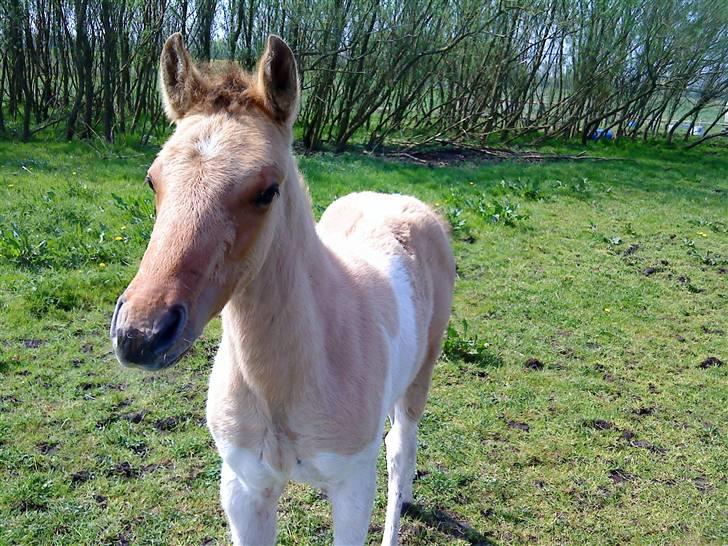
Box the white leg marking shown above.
[329,459,378,546]
[220,461,282,546]
[382,407,419,546]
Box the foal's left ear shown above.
[257,35,299,125]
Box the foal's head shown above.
[111,33,299,370]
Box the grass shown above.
[0,136,726,545]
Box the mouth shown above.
[116,340,195,371]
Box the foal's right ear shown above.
[159,33,208,122]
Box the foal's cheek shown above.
[230,210,267,261]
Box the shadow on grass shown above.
[402,502,496,545]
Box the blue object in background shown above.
[591,128,615,140]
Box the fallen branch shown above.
[387,152,430,164]
[29,116,66,136]
[433,138,621,161]
[385,138,623,164]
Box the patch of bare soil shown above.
[96,410,148,429]
[633,406,655,416]
[609,468,634,484]
[36,441,58,455]
[623,244,640,256]
[298,141,617,167]
[524,358,544,371]
[586,419,613,430]
[15,499,48,512]
[108,461,137,479]
[628,439,665,453]
[155,416,182,432]
[505,419,530,432]
[70,470,93,485]
[693,475,712,493]
[699,356,723,369]
[94,494,108,508]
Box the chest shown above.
[206,252,422,481]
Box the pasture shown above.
[0,139,726,544]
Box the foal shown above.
[110,33,455,545]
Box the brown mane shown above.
[187,62,272,119]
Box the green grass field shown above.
[0,138,726,545]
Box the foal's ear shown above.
[257,35,299,125]
[159,33,208,122]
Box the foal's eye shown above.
[145,175,155,193]
[254,184,280,207]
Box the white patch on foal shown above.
[196,131,221,158]
[383,256,420,410]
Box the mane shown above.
[190,62,272,119]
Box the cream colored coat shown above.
[111,33,455,546]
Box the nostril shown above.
[110,296,126,342]
[151,304,187,355]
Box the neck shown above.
[221,153,326,404]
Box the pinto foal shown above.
[110,33,455,545]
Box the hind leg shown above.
[382,346,439,546]
[382,402,419,546]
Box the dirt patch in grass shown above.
[505,419,530,432]
[108,461,137,479]
[699,356,723,369]
[15,499,48,512]
[594,364,617,382]
[623,244,640,256]
[154,415,186,432]
[71,470,93,485]
[609,468,634,484]
[628,439,666,453]
[96,410,148,429]
[123,411,148,424]
[36,441,58,455]
[633,406,655,417]
[380,146,502,166]
[586,419,613,430]
[693,475,712,493]
[524,358,544,370]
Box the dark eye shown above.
[145,175,155,193]
[254,184,280,207]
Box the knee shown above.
[220,467,242,508]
